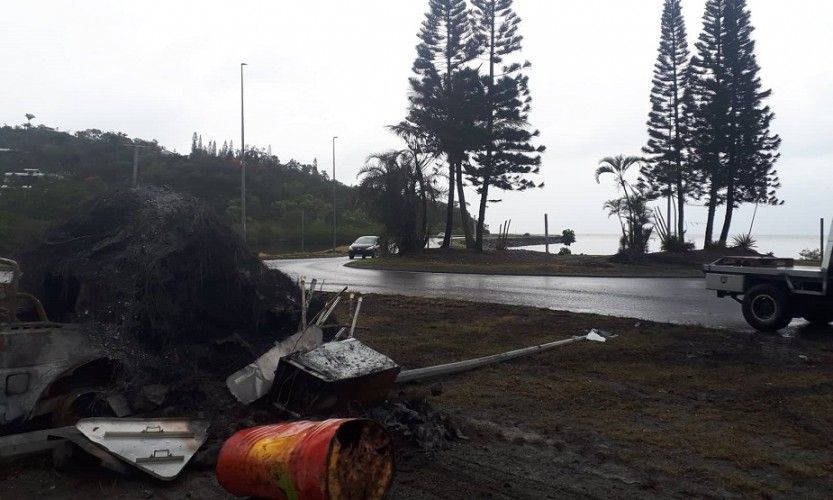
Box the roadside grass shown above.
[334,293,833,496]
[259,245,351,260]
[345,250,703,277]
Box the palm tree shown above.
[604,197,629,248]
[24,113,35,129]
[595,155,644,249]
[388,122,440,245]
[595,155,643,202]
[359,151,424,253]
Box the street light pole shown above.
[132,146,139,187]
[332,136,338,254]
[240,62,248,242]
[122,142,149,187]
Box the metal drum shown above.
[216,418,394,499]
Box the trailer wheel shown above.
[742,284,792,332]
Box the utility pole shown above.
[123,142,149,187]
[332,136,338,253]
[544,213,550,255]
[132,146,139,187]
[240,62,248,242]
[821,218,825,256]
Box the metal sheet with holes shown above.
[288,339,399,382]
[75,418,209,480]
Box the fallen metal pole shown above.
[348,296,363,338]
[316,295,342,326]
[300,278,307,330]
[309,286,346,326]
[396,332,604,384]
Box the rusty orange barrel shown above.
[216,418,394,499]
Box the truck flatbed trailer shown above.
[704,224,833,331]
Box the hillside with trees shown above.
[0,125,382,255]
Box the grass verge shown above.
[334,293,833,497]
[345,249,704,277]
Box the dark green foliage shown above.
[0,125,376,255]
[561,229,576,247]
[388,122,444,248]
[469,0,544,252]
[358,152,425,254]
[730,233,757,250]
[689,0,781,247]
[596,155,654,256]
[660,236,695,252]
[408,0,480,249]
[398,0,544,253]
[642,0,696,239]
[557,247,571,256]
[799,248,821,261]
[652,205,693,253]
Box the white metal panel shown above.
[76,418,209,480]
[226,325,323,405]
[705,273,745,292]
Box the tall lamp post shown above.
[122,141,150,187]
[240,62,248,242]
[332,136,338,253]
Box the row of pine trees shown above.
[641,0,780,249]
[362,0,544,253]
[374,0,780,254]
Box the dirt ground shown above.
[3,294,833,498]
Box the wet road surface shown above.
[267,257,757,330]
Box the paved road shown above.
[267,257,753,330]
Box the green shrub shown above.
[731,233,757,251]
[561,229,576,246]
[660,235,695,252]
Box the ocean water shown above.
[516,233,824,259]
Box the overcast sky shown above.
[2,1,831,236]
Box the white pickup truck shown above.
[704,227,833,331]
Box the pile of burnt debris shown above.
[0,188,455,497]
[21,186,299,347]
[2,188,613,498]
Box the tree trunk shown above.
[412,151,429,249]
[676,176,685,239]
[620,180,635,250]
[475,175,490,252]
[718,178,735,246]
[704,181,718,248]
[719,92,739,247]
[441,161,455,248]
[419,181,429,249]
[475,4,496,254]
[456,159,474,249]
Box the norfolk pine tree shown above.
[407,0,478,248]
[715,0,781,245]
[642,0,695,241]
[689,0,731,247]
[690,0,780,247]
[470,0,544,252]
